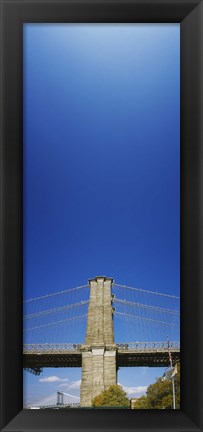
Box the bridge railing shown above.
[116,341,180,351]
[24,341,180,353]
[23,344,82,353]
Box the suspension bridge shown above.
[23,276,180,407]
[27,391,80,409]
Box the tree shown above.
[134,362,180,409]
[133,395,149,409]
[92,385,130,408]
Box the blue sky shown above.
[23,23,180,407]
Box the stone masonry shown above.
[80,276,117,407]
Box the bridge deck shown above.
[23,343,180,369]
[117,349,180,367]
[24,352,82,369]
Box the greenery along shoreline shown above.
[92,362,180,409]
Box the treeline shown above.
[91,363,180,409]
[134,362,180,409]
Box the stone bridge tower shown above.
[80,276,117,407]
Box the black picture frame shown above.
[0,0,202,431]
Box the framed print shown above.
[22,21,181,411]
[0,0,202,431]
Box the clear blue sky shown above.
[23,23,180,407]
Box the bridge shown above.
[24,341,180,369]
[23,276,180,407]
[26,391,80,409]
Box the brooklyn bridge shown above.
[23,276,180,407]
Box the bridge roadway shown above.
[23,342,180,371]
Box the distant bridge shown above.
[27,391,80,409]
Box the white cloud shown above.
[58,382,70,389]
[68,380,81,389]
[118,382,147,396]
[39,376,69,383]
[58,379,81,390]
[123,385,147,396]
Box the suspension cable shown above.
[24,300,89,320]
[114,298,180,315]
[115,311,179,327]
[24,314,88,332]
[23,285,88,303]
[113,283,180,299]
